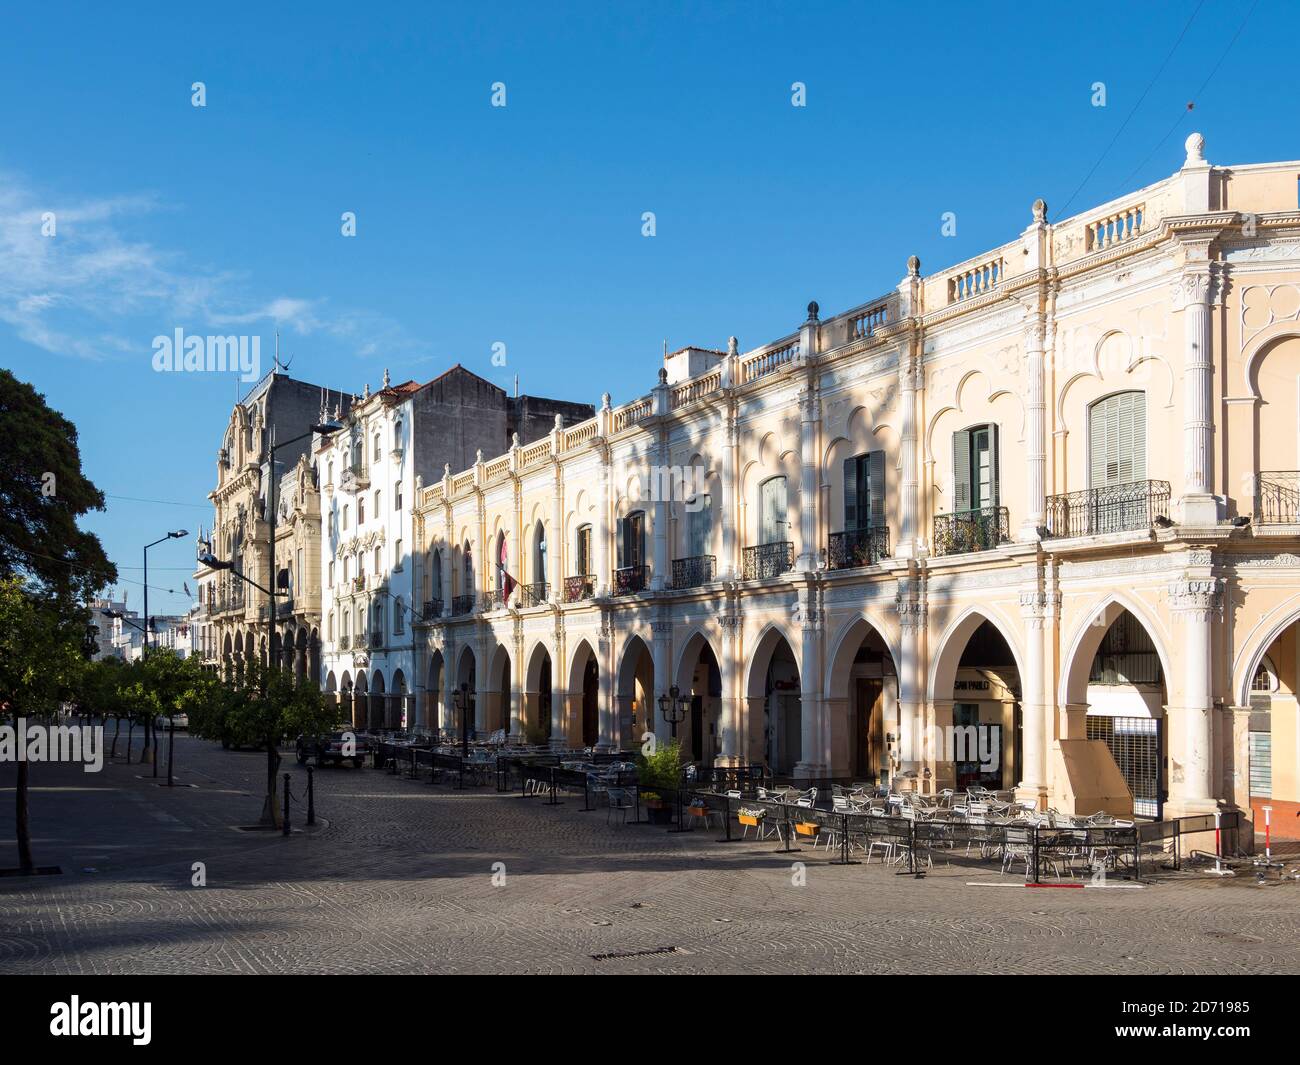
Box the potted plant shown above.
[636,740,683,825]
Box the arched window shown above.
[534,521,547,582]
[358,498,365,524]
[575,524,592,576]
[373,432,382,461]
[1088,391,1146,487]
[394,597,404,635]
[342,505,349,530]
[374,490,381,515]
[463,542,474,593]
[431,549,442,601]
[495,531,507,592]
[1252,656,1279,693]
[759,476,789,544]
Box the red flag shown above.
[498,536,516,599]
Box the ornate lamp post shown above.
[453,681,471,759]
[657,685,690,739]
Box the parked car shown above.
[162,713,188,730]
[296,730,371,768]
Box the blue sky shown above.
[0,0,1292,614]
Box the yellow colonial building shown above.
[411,135,1300,835]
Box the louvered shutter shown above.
[1089,399,1109,488]
[844,456,858,531]
[868,450,886,528]
[616,517,626,569]
[989,424,1001,507]
[952,430,972,513]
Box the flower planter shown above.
[795,822,820,838]
[687,805,709,819]
[738,811,765,828]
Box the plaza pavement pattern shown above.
[1,736,1298,975]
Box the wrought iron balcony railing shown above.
[1045,480,1170,538]
[614,565,647,596]
[742,541,794,581]
[339,634,350,650]
[370,630,383,649]
[1256,471,1300,524]
[564,574,595,603]
[933,506,1010,556]
[519,581,549,607]
[827,526,890,570]
[276,598,294,617]
[671,555,716,589]
[421,599,443,622]
[482,588,507,610]
[451,594,477,616]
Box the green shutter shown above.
[952,430,971,513]
[1090,392,1146,487]
[989,423,1000,507]
[1131,393,1146,481]
[844,456,858,531]
[868,450,886,528]
[1089,399,1109,487]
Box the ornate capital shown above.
[717,614,742,636]
[1170,269,1212,311]
[1168,577,1221,615]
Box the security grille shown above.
[1087,715,1162,818]
[1249,732,1272,798]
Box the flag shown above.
[497,535,516,599]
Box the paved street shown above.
[1,736,1298,975]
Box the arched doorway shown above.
[567,639,599,749]
[746,627,802,777]
[353,671,368,731]
[931,611,1024,795]
[617,635,655,753]
[426,650,445,732]
[486,644,512,738]
[1062,601,1172,819]
[523,642,553,746]
[295,627,308,683]
[325,671,338,720]
[825,616,899,784]
[673,632,722,766]
[370,671,387,730]
[454,645,477,741]
[308,628,320,685]
[391,669,408,730]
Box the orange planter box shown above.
[795,822,820,837]
[738,813,762,827]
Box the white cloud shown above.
[0,171,420,363]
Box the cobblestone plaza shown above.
[2,738,1297,976]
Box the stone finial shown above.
[1184,131,1206,167]
[658,367,668,384]
[363,382,371,400]
[511,431,520,449]
[727,335,739,356]
[475,448,483,465]
[907,255,921,277]
[601,392,611,410]
[443,462,451,480]
[382,368,390,388]
[554,412,563,430]
[1032,198,1047,223]
[806,300,820,322]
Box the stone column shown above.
[796,383,821,573]
[894,576,925,787]
[1017,590,1049,807]
[549,464,564,603]
[596,617,615,752]
[1173,260,1219,525]
[793,585,826,781]
[651,618,672,748]
[720,402,738,580]
[1167,573,1221,815]
[595,438,611,597]
[549,689,570,751]
[652,430,670,591]
[717,612,741,766]
[1020,310,1047,539]
[896,257,922,557]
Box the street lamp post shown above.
[453,682,471,759]
[657,685,690,740]
[133,529,189,778]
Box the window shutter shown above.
[616,518,626,569]
[1131,393,1146,481]
[844,456,858,531]
[989,424,1001,507]
[867,450,886,528]
[1089,400,1109,488]
[952,430,971,513]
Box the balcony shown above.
[671,555,716,589]
[1256,472,1300,524]
[370,630,383,649]
[1045,480,1170,538]
[352,575,366,592]
[519,582,549,607]
[827,527,889,570]
[339,462,370,493]
[483,588,508,610]
[742,541,794,581]
[276,598,294,617]
[422,599,443,622]
[613,565,647,596]
[451,594,477,616]
[932,507,1010,557]
[564,574,595,603]
[339,634,351,650]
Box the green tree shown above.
[189,662,340,827]
[0,578,87,872]
[0,370,116,605]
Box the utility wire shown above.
[1058,0,1206,218]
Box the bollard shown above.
[306,765,316,826]
[1263,804,1273,862]
[282,773,292,836]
